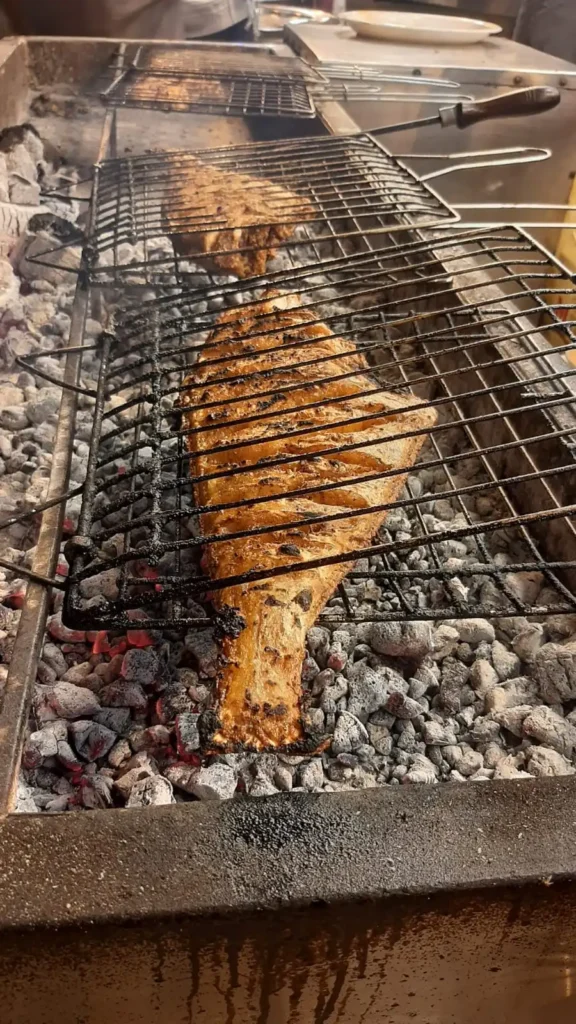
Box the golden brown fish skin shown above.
[180,291,436,750]
[163,155,315,278]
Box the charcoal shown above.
[126,775,174,806]
[69,720,116,761]
[99,681,148,711]
[94,707,131,734]
[48,682,100,719]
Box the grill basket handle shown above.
[440,87,561,130]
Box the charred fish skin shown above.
[180,290,436,750]
[164,154,315,277]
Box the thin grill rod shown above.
[182,501,576,597]
[115,227,536,295]
[0,558,66,590]
[96,146,448,186]
[95,379,576,517]
[92,204,453,262]
[96,158,449,202]
[116,230,546,312]
[116,259,566,338]
[92,395,576,531]
[89,236,534,277]
[113,281,569,389]
[106,229,535,318]
[72,499,576,592]
[116,561,576,588]
[349,561,576,578]
[91,426,576,542]
[117,286,569,383]
[98,332,576,471]
[99,342,575,470]
[102,317,569,446]
[165,327,575,419]
[97,360,576,477]
[91,223,537,275]
[118,258,549,337]
[106,285,565,398]
[95,187,447,239]
[0,484,84,534]
[96,160,439,204]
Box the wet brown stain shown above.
[257,930,282,1024]
[1,885,576,1023]
[187,932,199,1024]
[225,935,241,1024]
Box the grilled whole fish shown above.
[179,291,436,749]
[163,154,315,277]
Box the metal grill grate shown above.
[85,136,459,286]
[131,45,326,81]
[64,226,576,630]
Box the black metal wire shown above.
[63,224,576,629]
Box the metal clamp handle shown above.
[445,203,576,230]
[399,146,552,182]
[439,87,561,130]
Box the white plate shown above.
[339,10,503,45]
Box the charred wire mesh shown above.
[85,136,459,287]
[64,226,576,630]
[99,46,324,118]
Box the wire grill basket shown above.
[99,45,470,118]
[64,226,576,630]
[84,135,460,286]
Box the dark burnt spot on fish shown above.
[214,605,246,639]
[294,589,312,611]
[263,702,288,718]
[279,544,301,556]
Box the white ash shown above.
[15,419,576,807]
